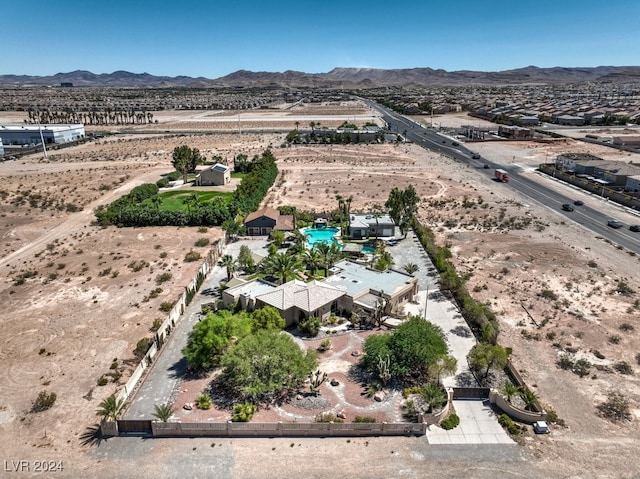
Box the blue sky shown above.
[3,0,639,78]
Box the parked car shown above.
[483,164,490,169]
[607,219,624,229]
[471,153,481,159]
[573,200,584,206]
[561,204,574,211]
[452,142,459,146]
[630,225,640,232]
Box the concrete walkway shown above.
[125,238,268,419]
[426,400,514,445]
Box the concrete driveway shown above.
[427,400,514,445]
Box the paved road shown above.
[363,99,640,254]
[125,239,268,419]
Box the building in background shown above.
[0,124,85,146]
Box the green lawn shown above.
[151,190,233,211]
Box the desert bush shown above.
[353,416,377,423]
[299,316,321,337]
[558,353,574,370]
[317,338,332,352]
[135,337,153,358]
[440,413,460,430]
[151,317,163,332]
[184,251,201,262]
[31,391,57,412]
[315,413,343,423]
[615,281,634,297]
[609,335,621,345]
[613,361,633,375]
[619,323,634,332]
[498,413,521,435]
[155,272,172,285]
[97,376,109,386]
[592,349,605,359]
[597,391,632,423]
[540,289,558,301]
[128,260,149,272]
[159,301,174,312]
[232,402,257,422]
[636,352,640,366]
[195,238,210,247]
[196,394,212,410]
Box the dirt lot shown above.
[1,106,640,478]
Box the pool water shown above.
[303,227,341,248]
[361,244,376,254]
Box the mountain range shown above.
[1,66,640,88]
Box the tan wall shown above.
[152,421,426,438]
[489,389,546,424]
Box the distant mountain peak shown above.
[1,66,639,88]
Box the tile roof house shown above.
[195,163,231,186]
[255,280,345,326]
[244,207,294,236]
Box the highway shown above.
[364,100,640,254]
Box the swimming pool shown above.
[361,244,376,254]
[303,227,341,248]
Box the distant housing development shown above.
[0,124,85,145]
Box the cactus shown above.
[377,354,391,385]
[309,370,328,396]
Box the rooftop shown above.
[323,260,415,298]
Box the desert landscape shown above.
[1,104,639,478]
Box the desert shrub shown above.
[198,226,208,233]
[196,394,212,410]
[636,352,640,366]
[353,416,377,423]
[31,391,57,412]
[592,349,605,360]
[498,413,521,435]
[609,335,621,345]
[135,337,153,358]
[613,361,633,375]
[128,260,149,272]
[299,316,321,337]
[615,281,634,297]
[619,323,634,332]
[315,413,343,423]
[540,289,558,301]
[403,386,423,399]
[573,358,592,378]
[195,238,210,247]
[597,391,632,423]
[97,376,109,386]
[558,353,574,370]
[156,178,170,188]
[155,272,172,285]
[151,317,163,332]
[232,402,257,422]
[184,250,201,262]
[317,338,332,352]
[440,413,460,430]
[159,301,174,312]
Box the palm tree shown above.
[218,254,237,281]
[335,195,344,232]
[96,394,126,421]
[403,262,419,275]
[314,242,342,277]
[520,389,539,411]
[294,121,300,131]
[302,248,322,277]
[345,196,353,233]
[421,383,447,414]
[152,402,174,422]
[262,252,301,284]
[428,354,458,385]
[499,381,521,404]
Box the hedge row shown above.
[411,217,498,342]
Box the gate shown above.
[117,419,152,434]
[452,387,490,400]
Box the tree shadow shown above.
[79,423,109,448]
[167,357,190,380]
